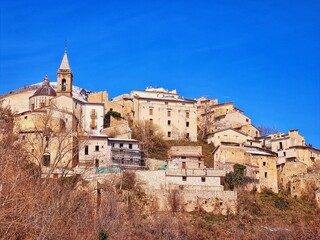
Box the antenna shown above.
[64,39,67,52]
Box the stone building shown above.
[165,146,225,191]
[206,128,252,146]
[213,144,279,193]
[197,100,261,139]
[2,50,109,175]
[111,87,198,141]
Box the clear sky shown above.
[1,0,319,147]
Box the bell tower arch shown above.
[57,50,73,97]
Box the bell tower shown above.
[57,50,73,97]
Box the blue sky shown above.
[1,0,319,147]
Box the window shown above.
[182,162,186,169]
[62,79,66,91]
[167,131,171,137]
[120,143,123,148]
[279,142,283,150]
[129,144,132,149]
[149,108,153,115]
[91,109,97,117]
[95,159,99,167]
[185,133,190,139]
[43,153,50,167]
[167,110,171,117]
[168,120,171,126]
[264,172,268,178]
[95,145,99,151]
[201,177,206,182]
[149,118,153,124]
[283,152,286,157]
[246,118,249,122]
[182,176,187,181]
[85,145,89,155]
[186,111,189,118]
[165,102,168,105]
[186,121,189,127]
[111,143,115,147]
[263,162,266,166]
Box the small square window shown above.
[186,121,189,127]
[182,176,187,181]
[167,110,171,117]
[168,131,171,137]
[129,144,132,149]
[95,145,99,151]
[201,177,206,182]
[120,143,123,148]
[263,162,266,166]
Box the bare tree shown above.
[256,125,279,136]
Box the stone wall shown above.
[135,170,237,214]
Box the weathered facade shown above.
[213,144,279,193]
[112,87,198,141]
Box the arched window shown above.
[62,79,66,91]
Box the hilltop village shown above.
[1,50,320,213]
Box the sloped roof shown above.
[59,51,71,70]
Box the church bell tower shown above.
[57,50,73,97]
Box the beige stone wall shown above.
[88,91,108,104]
[79,138,109,167]
[1,89,35,113]
[256,155,278,193]
[240,124,260,138]
[213,146,248,169]
[132,97,197,141]
[106,101,123,115]
[280,162,308,186]
[169,146,202,157]
[288,173,320,200]
[167,158,205,169]
[214,145,279,193]
[145,158,166,170]
[223,111,251,125]
[134,170,237,214]
[82,103,104,135]
[101,121,131,139]
[207,129,249,146]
